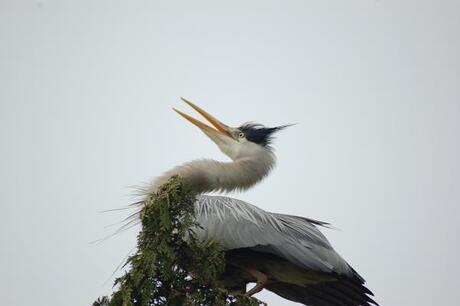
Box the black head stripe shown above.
[239,123,290,147]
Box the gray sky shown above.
[1,0,459,305]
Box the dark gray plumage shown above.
[239,123,292,148]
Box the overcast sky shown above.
[1,1,459,305]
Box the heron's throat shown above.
[147,152,276,195]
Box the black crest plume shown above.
[239,123,293,147]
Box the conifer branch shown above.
[93,176,265,306]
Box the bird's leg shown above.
[246,269,268,296]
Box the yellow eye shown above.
[238,132,245,139]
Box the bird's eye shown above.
[238,132,245,139]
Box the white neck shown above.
[145,151,276,195]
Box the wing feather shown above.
[194,195,353,276]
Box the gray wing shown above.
[194,195,353,277]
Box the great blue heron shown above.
[143,98,378,306]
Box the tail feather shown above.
[266,274,378,306]
[320,285,363,305]
[329,282,374,305]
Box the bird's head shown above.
[173,98,291,161]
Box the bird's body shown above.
[193,195,375,305]
[143,98,378,305]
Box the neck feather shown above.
[146,152,276,195]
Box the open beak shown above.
[173,98,233,139]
